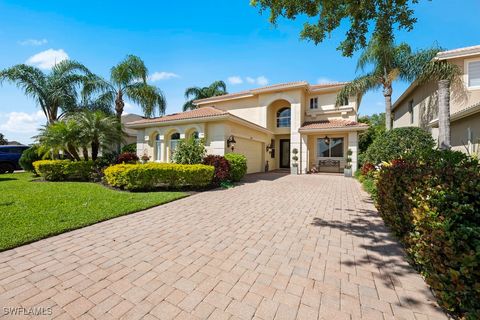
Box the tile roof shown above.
[436,45,480,60]
[126,106,228,125]
[452,101,480,117]
[194,81,348,104]
[300,119,368,130]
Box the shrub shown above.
[363,127,435,164]
[121,143,136,153]
[19,145,42,172]
[33,160,94,181]
[116,152,139,164]
[172,138,206,164]
[203,155,230,185]
[225,153,247,182]
[104,163,215,191]
[361,162,375,176]
[376,151,480,318]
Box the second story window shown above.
[339,97,349,106]
[310,97,318,109]
[408,100,414,124]
[467,60,480,88]
[276,107,291,128]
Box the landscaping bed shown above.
[0,172,186,251]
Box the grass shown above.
[0,172,187,251]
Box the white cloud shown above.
[26,49,69,69]
[0,111,45,134]
[19,38,48,46]
[227,76,243,85]
[246,77,255,84]
[256,76,269,86]
[149,71,179,82]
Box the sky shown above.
[0,0,479,144]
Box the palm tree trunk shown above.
[91,141,100,161]
[67,144,81,161]
[82,147,89,161]
[438,79,451,150]
[383,85,393,131]
[115,90,125,119]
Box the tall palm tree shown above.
[88,55,167,119]
[183,80,227,111]
[73,111,122,160]
[0,60,92,123]
[337,38,441,130]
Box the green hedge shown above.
[376,151,480,318]
[225,153,247,182]
[33,160,94,181]
[364,127,435,164]
[19,145,42,172]
[104,162,215,191]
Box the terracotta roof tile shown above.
[300,119,368,130]
[194,81,348,104]
[126,106,228,125]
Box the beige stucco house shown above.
[126,81,367,174]
[392,45,480,154]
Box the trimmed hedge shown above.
[376,151,480,318]
[364,127,435,164]
[116,152,139,164]
[104,163,215,191]
[225,153,247,182]
[33,160,94,181]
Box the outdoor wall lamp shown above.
[227,135,236,151]
[266,142,274,153]
[324,136,330,145]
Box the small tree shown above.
[172,137,206,164]
[0,133,7,145]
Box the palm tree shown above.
[337,38,441,131]
[0,60,92,123]
[183,80,227,111]
[89,55,167,119]
[36,119,83,160]
[73,111,122,160]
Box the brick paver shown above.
[0,173,447,319]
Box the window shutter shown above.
[468,61,480,87]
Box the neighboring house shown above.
[126,81,367,174]
[392,45,480,155]
[121,113,143,146]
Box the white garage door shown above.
[233,138,263,174]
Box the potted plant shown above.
[291,148,299,175]
[344,149,352,177]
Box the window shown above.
[408,100,414,124]
[339,97,349,106]
[310,97,318,109]
[170,132,181,155]
[317,138,344,158]
[467,60,480,88]
[276,107,291,127]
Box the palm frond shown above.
[336,73,380,106]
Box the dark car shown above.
[0,145,29,173]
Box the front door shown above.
[279,139,290,168]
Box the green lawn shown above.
[0,172,187,251]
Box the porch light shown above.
[266,142,273,153]
[324,136,330,145]
[227,135,236,151]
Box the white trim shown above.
[465,57,480,91]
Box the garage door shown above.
[233,138,263,174]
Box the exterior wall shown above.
[451,112,480,155]
[305,132,351,172]
[393,53,480,140]
[201,97,262,127]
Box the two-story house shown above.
[126,81,367,174]
[393,45,480,154]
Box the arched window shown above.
[276,107,291,128]
[155,134,161,160]
[170,132,181,156]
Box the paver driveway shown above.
[0,173,447,320]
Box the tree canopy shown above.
[183,81,227,111]
[251,0,421,56]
